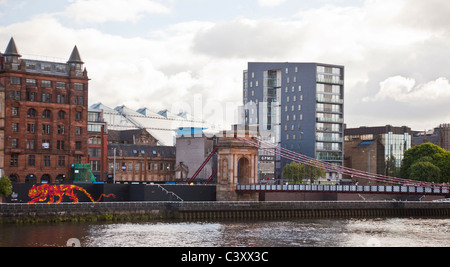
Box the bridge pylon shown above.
[216,130,259,201]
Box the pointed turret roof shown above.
[4,37,21,57]
[67,45,84,64]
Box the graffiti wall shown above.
[28,184,116,203]
[7,184,216,203]
[9,184,126,204]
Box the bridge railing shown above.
[236,184,449,195]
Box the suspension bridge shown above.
[186,133,449,199]
[234,137,449,197]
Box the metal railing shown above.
[156,185,184,202]
[236,184,450,195]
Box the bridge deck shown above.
[237,184,450,196]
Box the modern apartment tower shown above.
[243,62,345,182]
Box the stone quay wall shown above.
[0,201,449,224]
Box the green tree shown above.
[0,176,12,198]
[304,160,326,183]
[400,143,447,179]
[433,152,450,183]
[408,161,441,183]
[282,162,305,183]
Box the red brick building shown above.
[0,37,89,183]
[87,108,108,181]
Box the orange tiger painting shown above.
[28,184,116,204]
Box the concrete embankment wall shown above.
[1,201,449,224]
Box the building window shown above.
[57,94,66,104]
[27,123,35,134]
[56,66,66,73]
[42,109,51,119]
[57,110,66,120]
[27,91,36,101]
[26,79,37,86]
[44,156,51,167]
[42,93,52,103]
[41,64,51,71]
[27,108,36,118]
[26,63,36,70]
[26,140,35,150]
[88,137,101,145]
[88,148,101,158]
[10,77,21,85]
[76,127,82,136]
[56,82,66,89]
[57,140,65,150]
[90,160,100,171]
[59,156,66,167]
[74,83,84,90]
[12,123,18,132]
[75,141,82,151]
[13,91,21,100]
[75,155,82,164]
[76,111,82,121]
[11,139,18,149]
[12,107,18,117]
[42,80,52,88]
[10,154,19,167]
[42,124,51,135]
[57,125,65,135]
[28,155,36,167]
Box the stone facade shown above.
[216,130,259,201]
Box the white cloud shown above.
[365,76,450,104]
[66,0,171,23]
[257,0,287,7]
[2,0,450,130]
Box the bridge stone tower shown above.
[216,130,259,201]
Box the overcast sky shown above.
[1,0,450,130]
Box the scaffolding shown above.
[71,164,97,183]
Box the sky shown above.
[1,0,450,130]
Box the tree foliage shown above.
[282,161,326,183]
[282,162,304,183]
[409,161,441,183]
[0,176,12,197]
[401,143,450,183]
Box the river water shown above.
[0,218,448,247]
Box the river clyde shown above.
[0,218,448,247]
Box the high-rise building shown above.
[243,62,345,181]
[0,37,89,183]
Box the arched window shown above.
[57,110,66,120]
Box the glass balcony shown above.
[316,117,344,123]
[316,96,344,104]
[317,76,344,85]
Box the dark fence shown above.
[8,184,216,203]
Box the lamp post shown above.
[113,148,116,184]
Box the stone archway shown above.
[238,157,250,185]
[216,130,259,201]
